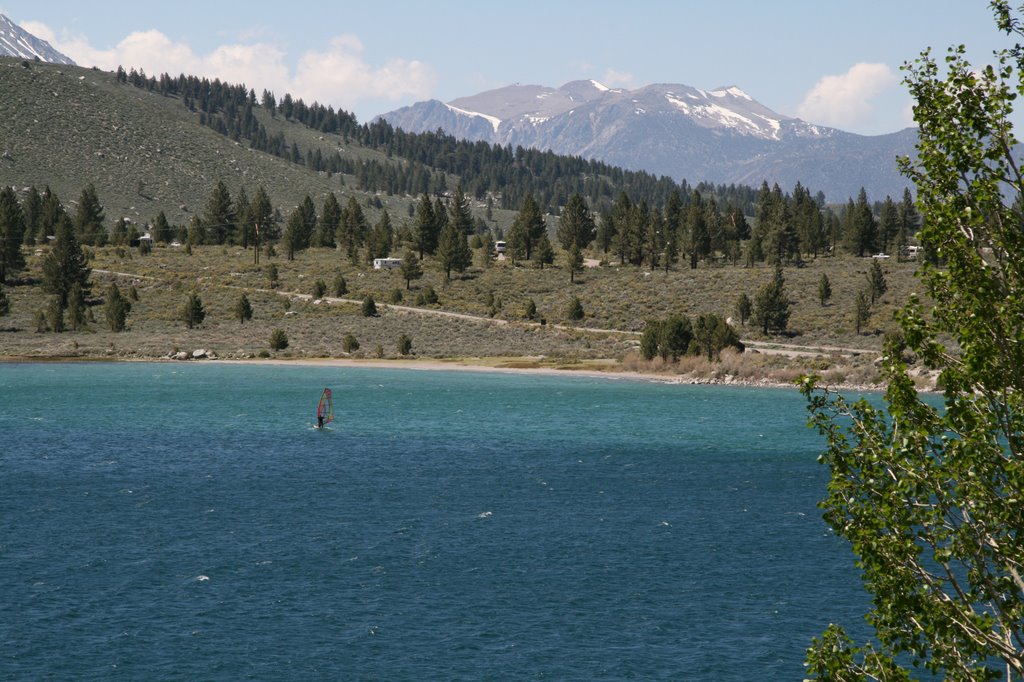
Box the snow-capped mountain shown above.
[0,14,75,65]
[380,80,916,201]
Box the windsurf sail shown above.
[317,388,333,425]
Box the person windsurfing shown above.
[316,387,333,429]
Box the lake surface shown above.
[0,362,868,679]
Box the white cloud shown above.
[797,63,900,129]
[602,69,635,89]
[292,35,436,110]
[28,22,434,115]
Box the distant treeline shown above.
[116,66,766,215]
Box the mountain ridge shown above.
[381,80,916,201]
[0,13,75,65]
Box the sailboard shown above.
[316,387,334,428]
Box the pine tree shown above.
[535,233,554,269]
[611,191,639,265]
[413,193,438,258]
[844,188,877,256]
[45,297,64,333]
[66,282,87,331]
[104,283,131,332]
[818,273,832,306]
[75,184,106,245]
[693,314,742,361]
[234,293,253,323]
[436,219,471,280]
[735,293,752,327]
[202,180,234,244]
[683,192,709,269]
[39,187,66,243]
[557,193,596,250]
[282,209,306,261]
[510,194,546,261]
[479,232,496,269]
[367,211,393,260]
[21,185,41,245]
[896,187,920,259]
[854,288,871,334]
[110,218,128,246]
[867,259,887,303]
[319,192,342,249]
[567,243,584,283]
[448,184,474,235]
[250,186,276,245]
[399,250,423,289]
[234,187,252,248]
[41,216,90,309]
[0,185,26,282]
[340,196,368,262]
[877,196,900,255]
[152,211,172,244]
[181,292,205,329]
[753,265,790,335]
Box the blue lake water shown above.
[0,362,869,679]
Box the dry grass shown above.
[1,239,925,391]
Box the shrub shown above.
[362,296,378,317]
[342,334,359,352]
[524,298,537,320]
[397,333,413,355]
[389,288,403,304]
[269,328,289,351]
[416,285,438,305]
[313,279,327,299]
[567,295,584,321]
[333,274,347,296]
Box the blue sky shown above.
[0,1,1013,135]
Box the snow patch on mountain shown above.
[0,14,75,65]
[709,86,753,101]
[444,102,501,133]
[665,91,781,139]
[379,78,917,200]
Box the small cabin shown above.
[494,240,507,254]
[373,257,402,270]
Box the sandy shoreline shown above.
[0,353,855,392]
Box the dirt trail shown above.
[94,268,877,357]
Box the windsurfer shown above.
[317,414,324,429]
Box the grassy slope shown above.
[1,241,917,387]
[0,58,521,233]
